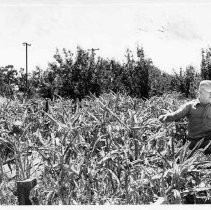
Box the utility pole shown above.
[88,48,99,57]
[22,42,31,91]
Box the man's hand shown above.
[158,114,168,123]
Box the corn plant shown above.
[0,92,211,205]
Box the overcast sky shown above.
[1,0,211,73]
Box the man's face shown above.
[198,86,211,104]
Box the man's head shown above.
[198,80,211,104]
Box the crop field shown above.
[0,92,211,205]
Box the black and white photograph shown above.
[1,0,211,206]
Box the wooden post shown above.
[17,178,37,205]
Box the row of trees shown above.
[0,46,210,100]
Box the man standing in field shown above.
[159,80,211,155]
